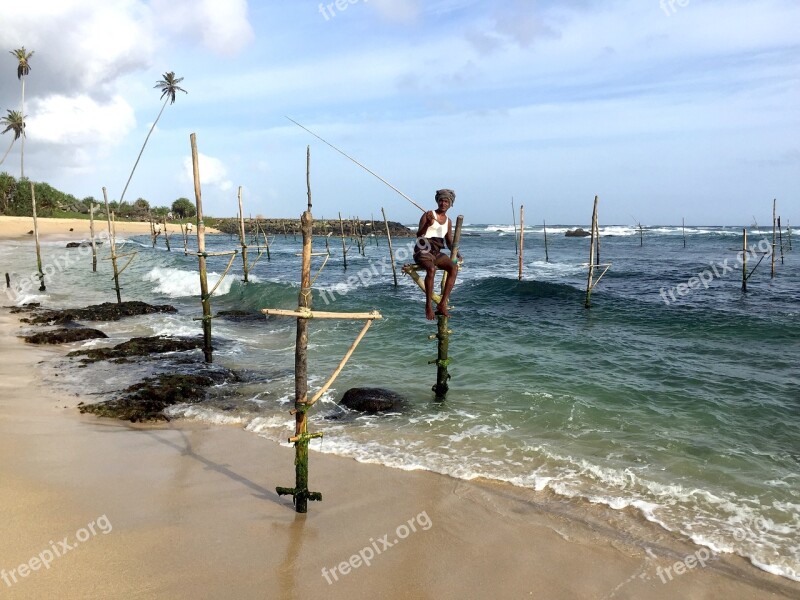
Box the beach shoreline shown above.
[1,327,797,598]
[0,216,218,241]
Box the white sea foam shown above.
[143,267,236,298]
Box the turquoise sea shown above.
[3,221,798,582]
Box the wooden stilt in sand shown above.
[237,186,249,283]
[518,204,524,281]
[103,188,121,304]
[584,196,611,309]
[742,228,747,292]
[771,199,776,278]
[778,216,784,265]
[30,183,45,291]
[339,212,348,269]
[381,207,398,286]
[543,220,549,262]
[265,158,381,513]
[89,203,98,272]
[512,197,518,256]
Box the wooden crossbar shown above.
[261,308,382,320]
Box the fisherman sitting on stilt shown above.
[414,189,463,320]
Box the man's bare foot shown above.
[426,305,436,320]
[435,303,451,317]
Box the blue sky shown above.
[0,0,797,226]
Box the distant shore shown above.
[0,216,219,240]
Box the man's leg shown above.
[435,256,457,316]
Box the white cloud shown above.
[28,95,135,145]
[369,0,421,23]
[183,152,233,193]
[151,0,254,55]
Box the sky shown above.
[0,0,797,226]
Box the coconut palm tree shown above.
[118,71,187,205]
[10,47,33,178]
[0,109,25,167]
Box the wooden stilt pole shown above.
[381,207,398,286]
[357,218,365,256]
[191,133,213,363]
[742,228,747,292]
[371,213,378,247]
[787,222,792,251]
[181,223,189,255]
[512,197,518,256]
[518,205,524,281]
[103,188,121,304]
[283,222,288,240]
[163,216,171,252]
[150,218,157,248]
[778,216,784,265]
[543,219,549,262]
[339,212,347,269]
[431,215,463,399]
[682,218,686,249]
[639,223,643,247]
[237,186,249,283]
[89,203,97,272]
[771,199,776,278]
[5,273,10,288]
[585,196,599,309]
[30,183,45,292]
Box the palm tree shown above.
[118,71,187,205]
[0,109,25,167]
[10,47,33,178]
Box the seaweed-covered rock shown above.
[565,228,591,237]
[67,336,204,364]
[216,310,264,322]
[22,328,108,345]
[78,371,237,422]
[339,387,406,413]
[22,301,177,325]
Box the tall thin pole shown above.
[372,213,378,247]
[357,218,365,256]
[742,228,747,292]
[639,223,643,247]
[237,186,249,283]
[543,219,549,262]
[382,207,398,286]
[585,196,599,309]
[771,199,776,278]
[89,203,97,272]
[778,216,784,265]
[191,133,213,363]
[103,187,121,304]
[787,222,792,251]
[512,197,518,256]
[682,217,686,249]
[434,215,463,399]
[163,216,171,251]
[518,205,524,281]
[339,212,347,269]
[30,183,45,291]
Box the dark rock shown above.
[78,371,237,422]
[22,301,177,325]
[67,335,204,363]
[216,310,263,322]
[65,241,97,248]
[22,328,108,345]
[565,228,591,237]
[339,387,406,413]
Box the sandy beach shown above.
[0,216,217,240]
[0,221,797,599]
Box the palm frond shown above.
[10,47,34,79]
[0,109,25,139]
[154,71,188,105]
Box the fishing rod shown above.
[286,116,426,213]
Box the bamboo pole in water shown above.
[682,218,686,249]
[512,197,518,256]
[339,212,348,269]
[778,216,784,265]
[432,215,463,398]
[381,207,398,286]
[103,187,121,304]
[543,219,549,262]
[787,222,792,251]
[771,199,776,278]
[89,203,97,272]
[518,205,524,281]
[585,196,599,309]
[639,223,643,247]
[237,186,249,282]
[30,183,45,291]
[190,133,213,363]
[742,228,747,292]
[163,216,171,251]
[357,217,365,256]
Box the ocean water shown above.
[2,222,798,582]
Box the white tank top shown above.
[424,215,449,238]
